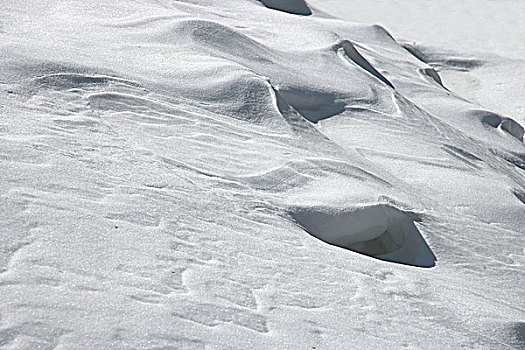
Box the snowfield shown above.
[1,0,524,349]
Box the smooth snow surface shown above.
[1,0,524,349]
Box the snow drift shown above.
[0,0,524,348]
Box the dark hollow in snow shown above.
[512,189,525,205]
[474,110,524,141]
[291,204,436,268]
[419,67,445,88]
[258,0,312,15]
[402,43,429,64]
[514,322,525,348]
[500,118,524,142]
[335,40,394,89]
[277,88,346,123]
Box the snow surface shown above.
[309,0,525,126]
[1,0,524,348]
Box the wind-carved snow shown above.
[258,0,312,15]
[291,204,436,267]
[1,0,524,348]
[335,40,394,89]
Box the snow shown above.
[291,204,436,268]
[1,0,524,349]
[309,0,525,125]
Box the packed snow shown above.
[1,0,524,348]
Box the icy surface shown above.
[1,0,524,349]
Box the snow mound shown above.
[158,19,276,64]
[258,0,312,15]
[2,0,524,347]
[291,204,436,268]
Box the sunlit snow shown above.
[1,0,524,348]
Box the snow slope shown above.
[1,0,524,348]
[309,0,525,125]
